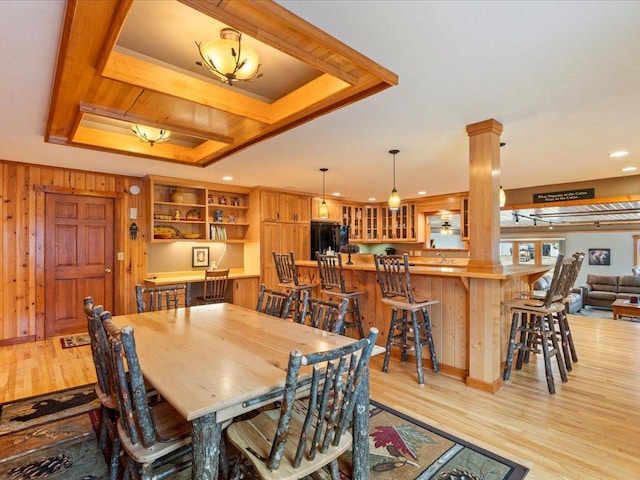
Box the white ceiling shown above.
[1,0,640,205]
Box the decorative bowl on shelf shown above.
[153,225,180,239]
[185,209,201,220]
[182,233,201,239]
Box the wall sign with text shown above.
[533,188,595,203]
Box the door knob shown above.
[105,268,112,274]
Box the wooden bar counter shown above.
[296,254,549,390]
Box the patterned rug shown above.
[0,386,106,479]
[0,388,528,480]
[60,334,92,349]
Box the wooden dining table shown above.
[110,303,372,480]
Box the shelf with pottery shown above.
[146,175,253,243]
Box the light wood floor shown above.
[1,314,638,479]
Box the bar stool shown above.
[374,253,439,385]
[272,251,314,318]
[315,251,366,338]
[503,254,571,394]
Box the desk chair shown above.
[196,269,229,305]
[503,254,570,394]
[83,297,120,480]
[374,253,439,385]
[297,290,349,334]
[135,283,191,313]
[316,252,366,338]
[256,283,294,318]
[273,251,314,318]
[226,328,378,480]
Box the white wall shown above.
[504,231,637,285]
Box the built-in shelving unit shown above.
[146,176,251,243]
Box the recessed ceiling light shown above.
[368,197,376,202]
[622,166,637,172]
[332,192,341,197]
[418,191,427,195]
[222,176,233,181]
[609,150,629,158]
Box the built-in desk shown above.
[144,269,260,310]
[295,255,549,391]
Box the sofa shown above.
[579,274,640,308]
[533,272,583,313]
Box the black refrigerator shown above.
[310,221,349,258]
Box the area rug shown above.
[0,386,107,480]
[60,333,91,349]
[0,385,99,435]
[0,388,528,480]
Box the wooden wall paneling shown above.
[3,165,18,340]
[0,160,147,344]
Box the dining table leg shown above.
[192,412,222,480]
[352,367,370,479]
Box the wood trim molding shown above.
[34,184,120,198]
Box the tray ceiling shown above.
[46,0,397,167]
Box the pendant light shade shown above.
[131,124,170,146]
[388,149,401,211]
[499,185,506,207]
[319,168,329,218]
[196,28,261,85]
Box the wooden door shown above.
[45,194,114,337]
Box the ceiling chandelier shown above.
[196,28,261,85]
[318,168,329,219]
[440,221,453,235]
[388,149,400,211]
[131,124,170,146]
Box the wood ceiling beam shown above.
[79,103,235,145]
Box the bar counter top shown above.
[296,255,550,280]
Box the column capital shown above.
[466,119,503,137]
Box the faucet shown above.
[437,252,446,263]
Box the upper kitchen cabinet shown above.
[381,202,417,241]
[260,190,310,223]
[311,197,342,221]
[342,203,364,240]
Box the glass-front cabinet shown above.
[365,206,379,241]
[380,202,416,241]
[342,203,363,240]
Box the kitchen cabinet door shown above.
[232,277,259,309]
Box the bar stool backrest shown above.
[542,254,567,307]
[83,297,114,399]
[374,254,418,303]
[273,251,300,286]
[316,252,347,293]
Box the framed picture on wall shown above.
[588,248,610,266]
[192,246,210,267]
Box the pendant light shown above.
[388,149,400,211]
[319,168,329,218]
[499,185,506,207]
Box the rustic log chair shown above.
[273,251,314,318]
[315,252,366,338]
[135,283,191,313]
[556,251,585,369]
[226,327,379,480]
[256,283,295,319]
[502,254,571,394]
[297,290,349,335]
[101,311,231,480]
[196,269,230,305]
[83,297,121,480]
[373,253,439,385]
